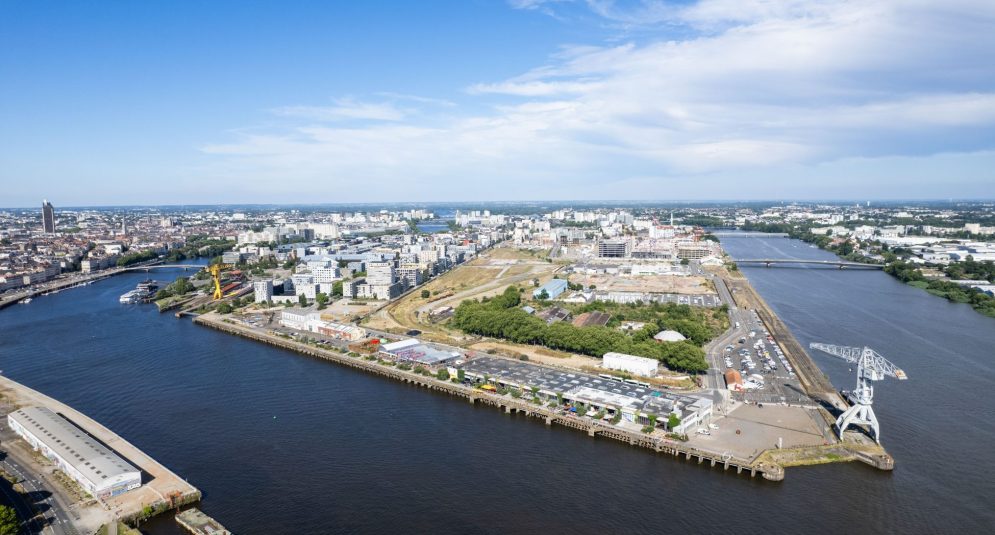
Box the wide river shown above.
[1,236,993,534]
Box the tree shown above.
[680,258,690,265]
[331,280,343,299]
[436,368,450,380]
[216,302,233,314]
[421,289,431,298]
[556,392,564,406]
[298,293,308,307]
[667,414,681,430]
[457,369,466,382]
[648,414,658,428]
[231,296,242,308]
[316,292,329,310]
[0,505,17,535]
[537,289,549,300]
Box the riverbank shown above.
[194,313,788,481]
[739,226,995,318]
[0,376,201,532]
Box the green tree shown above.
[0,505,17,535]
[436,368,450,380]
[298,293,308,307]
[316,292,329,310]
[457,369,466,381]
[216,302,233,314]
[331,280,343,298]
[556,392,564,406]
[421,289,431,298]
[537,289,549,300]
[667,414,681,430]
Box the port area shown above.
[707,265,894,469]
[0,376,201,533]
[175,507,231,535]
[198,312,796,481]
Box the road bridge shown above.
[711,232,788,237]
[118,264,204,272]
[734,259,883,269]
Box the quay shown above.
[0,375,201,532]
[194,314,786,481]
[176,507,232,535]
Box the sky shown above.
[1,0,994,207]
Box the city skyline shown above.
[2,1,994,205]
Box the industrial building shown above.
[533,278,568,299]
[603,352,659,377]
[7,407,141,499]
[379,339,461,366]
[462,356,711,434]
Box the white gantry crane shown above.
[808,343,908,443]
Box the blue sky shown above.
[1,0,993,207]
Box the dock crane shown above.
[809,343,908,443]
[208,263,233,300]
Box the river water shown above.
[0,236,993,534]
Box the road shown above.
[0,451,81,535]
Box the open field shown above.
[363,246,560,342]
[569,272,715,295]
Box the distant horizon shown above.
[3,198,994,211]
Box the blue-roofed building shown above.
[533,278,568,299]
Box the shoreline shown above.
[0,375,202,532]
[202,311,886,482]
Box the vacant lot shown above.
[570,273,715,295]
[362,247,560,342]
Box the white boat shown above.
[119,290,141,304]
[19,298,32,304]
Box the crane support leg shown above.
[835,402,881,443]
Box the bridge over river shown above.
[734,259,883,269]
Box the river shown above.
[0,236,992,533]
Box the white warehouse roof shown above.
[9,407,139,491]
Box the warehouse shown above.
[603,352,659,377]
[380,338,461,366]
[8,407,141,499]
[533,278,568,299]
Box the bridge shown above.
[711,232,788,237]
[118,264,205,272]
[734,259,883,269]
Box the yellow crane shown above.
[208,263,233,300]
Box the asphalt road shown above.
[0,451,81,535]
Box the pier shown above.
[0,376,201,532]
[195,314,786,481]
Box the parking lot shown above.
[721,310,808,404]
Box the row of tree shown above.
[451,288,708,372]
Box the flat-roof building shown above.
[603,352,659,377]
[8,407,141,499]
[380,338,461,366]
[533,278,568,299]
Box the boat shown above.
[19,298,32,304]
[120,279,160,304]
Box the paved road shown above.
[0,452,81,535]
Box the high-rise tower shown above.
[42,199,55,233]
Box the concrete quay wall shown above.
[195,314,785,482]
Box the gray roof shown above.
[9,407,139,489]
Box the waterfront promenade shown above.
[0,376,201,532]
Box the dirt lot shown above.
[569,273,715,294]
[364,247,560,342]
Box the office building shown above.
[42,200,55,233]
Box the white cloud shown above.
[202,0,995,200]
[271,98,407,122]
